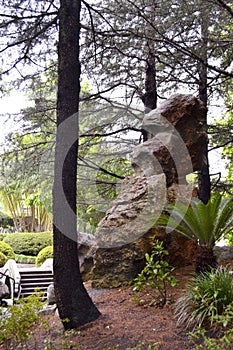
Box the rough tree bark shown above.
[142,53,157,113]
[53,0,100,330]
[141,2,158,142]
[141,52,157,142]
[197,2,211,204]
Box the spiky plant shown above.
[156,193,233,273]
[175,266,233,330]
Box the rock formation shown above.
[0,281,9,302]
[47,283,56,305]
[91,94,206,288]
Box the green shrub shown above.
[3,231,53,256]
[0,251,7,267]
[36,245,53,267]
[175,266,233,330]
[0,293,44,348]
[0,232,8,241]
[0,240,15,260]
[133,239,179,307]
[225,230,233,246]
[15,254,36,264]
[190,326,233,350]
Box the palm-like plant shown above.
[156,193,233,273]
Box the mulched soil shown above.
[1,262,233,350]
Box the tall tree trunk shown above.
[141,2,158,142]
[197,2,211,204]
[53,0,100,330]
[143,53,157,114]
[142,52,157,142]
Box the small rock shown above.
[47,283,56,305]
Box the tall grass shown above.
[175,266,233,330]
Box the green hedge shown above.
[3,232,53,256]
[0,251,7,267]
[0,241,15,260]
[0,233,8,241]
[36,246,53,267]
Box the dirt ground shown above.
[2,263,233,350]
[32,265,195,349]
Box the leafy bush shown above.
[0,240,15,260]
[225,230,233,246]
[0,251,7,267]
[175,266,233,330]
[0,292,76,350]
[133,239,178,307]
[0,293,44,349]
[3,231,53,256]
[15,254,36,264]
[36,245,53,267]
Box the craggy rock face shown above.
[214,246,233,263]
[143,94,206,133]
[132,94,207,185]
[92,237,154,288]
[91,94,204,288]
[94,174,166,248]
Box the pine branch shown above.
[80,126,142,138]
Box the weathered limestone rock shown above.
[91,174,166,286]
[142,94,207,172]
[132,133,191,185]
[214,246,233,262]
[47,283,56,305]
[95,174,166,248]
[91,94,206,288]
[79,244,96,282]
[92,236,153,288]
[132,94,207,185]
[0,281,9,301]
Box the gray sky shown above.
[0,93,28,144]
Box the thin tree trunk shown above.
[141,2,158,142]
[197,2,211,204]
[142,51,157,142]
[53,0,100,330]
[143,53,157,114]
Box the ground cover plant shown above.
[0,293,45,349]
[0,293,76,350]
[15,253,36,264]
